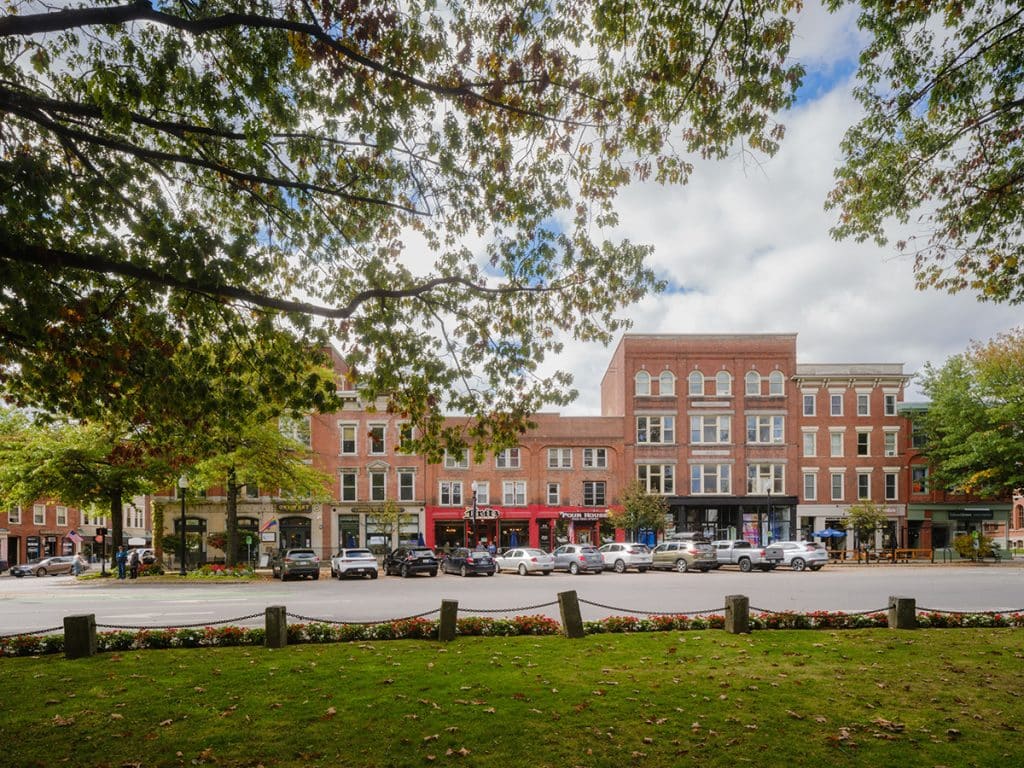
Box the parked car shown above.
[651,538,716,573]
[495,548,554,575]
[329,548,379,579]
[551,544,605,575]
[775,541,828,571]
[442,547,497,576]
[270,548,321,580]
[711,540,783,572]
[10,555,89,577]
[129,548,156,565]
[383,547,439,577]
[598,542,653,573]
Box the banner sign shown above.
[558,511,609,521]
[464,506,501,520]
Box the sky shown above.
[539,2,1023,415]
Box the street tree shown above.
[827,1,1024,304]
[610,481,669,541]
[841,500,890,552]
[0,0,803,453]
[918,327,1024,498]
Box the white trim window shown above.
[747,464,784,494]
[583,480,607,506]
[34,503,46,525]
[635,370,651,396]
[472,481,489,505]
[745,371,761,396]
[659,371,676,396]
[398,471,415,502]
[340,423,358,455]
[547,448,572,469]
[637,415,675,444]
[884,473,898,500]
[857,473,871,500]
[502,480,526,506]
[444,450,469,469]
[396,423,414,453]
[496,448,522,469]
[716,371,732,396]
[280,414,312,449]
[911,466,928,494]
[368,423,386,455]
[547,482,560,505]
[802,431,816,457]
[857,431,870,456]
[830,393,844,416]
[583,448,607,469]
[341,471,357,502]
[690,464,730,494]
[688,370,704,396]
[638,464,676,494]
[9,506,21,524]
[884,393,897,416]
[884,431,898,457]
[746,415,784,444]
[857,392,870,416]
[830,472,844,501]
[440,481,463,506]
[56,505,68,526]
[370,471,387,501]
[830,431,844,458]
[690,415,730,444]
[803,472,817,501]
[768,370,785,396]
[802,393,816,416]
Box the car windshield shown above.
[580,547,599,554]
[411,549,434,558]
[289,550,315,558]
[524,549,546,557]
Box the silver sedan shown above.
[494,548,555,575]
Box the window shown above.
[884,431,898,457]
[280,414,312,448]
[34,504,45,525]
[340,423,357,454]
[370,471,386,501]
[802,431,816,457]
[857,431,870,456]
[857,473,870,500]
[637,415,675,444]
[746,415,784,444]
[583,448,607,468]
[497,448,522,469]
[547,482,560,505]
[802,393,816,416]
[399,471,415,502]
[768,371,785,395]
[911,420,927,449]
[245,483,259,498]
[690,464,730,494]
[472,481,489,505]
[690,415,730,444]
[830,431,844,457]
[8,506,21,524]
[688,370,704,396]
[659,371,675,396]
[857,393,870,416]
[747,464,783,494]
[716,371,732,396]
[583,481,606,506]
[502,480,526,506]
[830,472,844,501]
[803,473,817,501]
[635,370,651,396]
[745,371,761,396]
[368,424,386,455]
[884,473,898,500]
[639,464,676,494]
[830,393,843,416]
[340,472,357,501]
[547,448,572,469]
[397,423,414,453]
[884,394,897,416]
[911,466,928,494]
[56,505,68,526]
[444,450,469,469]
[440,481,463,505]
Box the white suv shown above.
[330,548,379,579]
[774,541,828,571]
[598,542,653,573]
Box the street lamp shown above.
[765,480,773,546]
[470,488,478,548]
[178,475,188,576]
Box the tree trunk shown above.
[109,487,123,564]
[225,466,239,567]
[152,504,164,559]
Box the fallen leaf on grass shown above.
[159,719,173,727]
[52,715,74,727]
[947,729,962,740]
[423,734,438,742]
[322,707,337,720]
[786,710,804,720]
[871,718,905,733]
[110,713,123,720]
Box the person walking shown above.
[128,548,140,579]
[115,546,127,580]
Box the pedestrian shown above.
[115,546,127,580]
[487,540,497,557]
[128,548,140,579]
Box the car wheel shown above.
[371,571,379,579]
[674,559,688,573]
[401,564,409,578]
[313,572,320,580]
[809,565,823,571]
[487,570,494,576]
[791,558,806,572]
[542,570,551,576]
[460,565,468,577]
[614,559,626,574]
[36,568,47,577]
[518,564,528,576]
[430,570,437,577]
[738,558,752,573]
[569,562,580,575]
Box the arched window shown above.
[635,370,651,396]
[745,371,761,396]
[768,370,785,396]
[715,371,732,396]
[659,371,675,396]
[688,370,704,396]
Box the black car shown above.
[383,547,439,577]
[442,547,497,577]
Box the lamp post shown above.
[470,489,478,548]
[765,482,772,546]
[177,475,188,576]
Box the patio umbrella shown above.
[813,528,846,538]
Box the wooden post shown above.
[888,596,916,630]
[265,605,288,648]
[558,590,585,639]
[724,595,750,634]
[438,599,459,642]
[63,614,97,659]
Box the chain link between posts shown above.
[96,612,267,630]
[286,608,440,626]
[578,598,722,616]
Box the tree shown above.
[365,499,404,553]
[610,481,668,540]
[826,1,1024,304]
[841,500,890,551]
[918,327,1024,497]
[1,1,802,452]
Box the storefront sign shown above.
[275,502,312,515]
[558,511,609,521]
[260,532,278,542]
[465,506,501,520]
[949,509,993,520]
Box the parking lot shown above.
[2,561,1023,635]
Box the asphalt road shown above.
[2,562,1023,635]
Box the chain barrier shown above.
[286,608,441,626]
[96,612,266,631]
[577,598,722,616]
[0,626,62,639]
[917,606,1024,615]
[458,600,559,614]
[750,605,888,617]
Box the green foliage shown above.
[826,1,1024,304]
[953,533,994,560]
[841,500,889,548]
[609,480,669,537]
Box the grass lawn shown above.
[2,629,1021,767]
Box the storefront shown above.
[908,504,1012,550]
[425,505,607,552]
[668,496,798,545]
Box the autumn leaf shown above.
[159,719,173,727]
[52,715,74,727]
